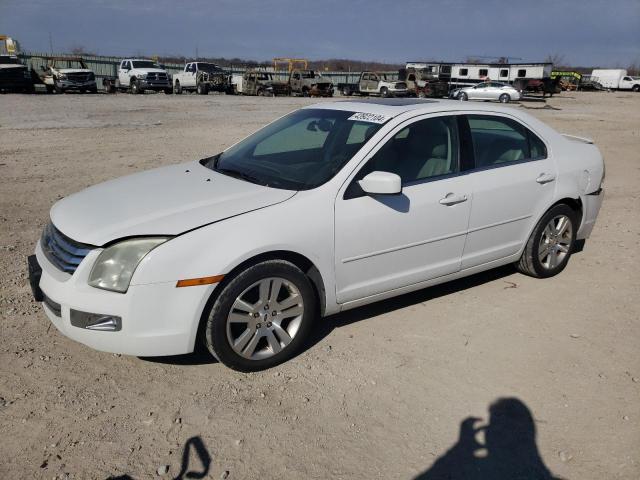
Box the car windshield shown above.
[52,60,86,69]
[256,73,271,80]
[201,109,387,190]
[132,61,159,69]
[0,56,21,65]
[198,63,223,73]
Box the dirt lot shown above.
[0,92,638,480]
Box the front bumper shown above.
[29,240,216,357]
[140,79,170,89]
[57,79,97,89]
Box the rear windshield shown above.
[201,109,388,190]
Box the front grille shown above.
[0,67,28,81]
[146,72,167,81]
[41,222,94,274]
[395,82,407,89]
[66,72,94,83]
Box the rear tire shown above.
[203,260,317,372]
[516,204,578,278]
[499,93,511,103]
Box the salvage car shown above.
[29,99,604,371]
[38,57,97,94]
[451,81,521,103]
[231,70,290,96]
[173,62,233,95]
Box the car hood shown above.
[132,68,167,74]
[56,68,92,74]
[50,161,296,246]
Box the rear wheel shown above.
[204,260,317,372]
[516,204,577,278]
[499,93,511,103]
[342,86,351,96]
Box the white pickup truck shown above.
[172,62,233,95]
[114,59,172,94]
[591,69,640,92]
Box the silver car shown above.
[452,81,521,103]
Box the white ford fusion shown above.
[29,99,604,371]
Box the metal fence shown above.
[19,51,399,90]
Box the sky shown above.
[1,0,639,67]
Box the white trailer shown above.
[591,69,640,91]
[405,62,552,87]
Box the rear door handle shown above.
[536,173,556,184]
[439,193,468,206]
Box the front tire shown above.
[499,93,511,103]
[458,91,468,101]
[380,87,390,98]
[197,82,209,95]
[130,79,141,94]
[632,84,640,92]
[204,260,317,372]
[516,204,577,278]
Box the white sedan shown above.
[30,99,604,371]
[452,81,522,103]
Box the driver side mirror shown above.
[358,171,402,195]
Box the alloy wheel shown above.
[538,215,572,269]
[226,277,304,360]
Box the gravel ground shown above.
[0,91,638,480]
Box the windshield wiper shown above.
[215,166,265,186]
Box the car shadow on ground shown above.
[142,264,517,367]
[414,397,562,480]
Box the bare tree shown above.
[545,53,566,68]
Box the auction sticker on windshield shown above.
[348,112,391,124]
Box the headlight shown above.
[57,73,67,80]
[136,73,146,79]
[88,237,169,293]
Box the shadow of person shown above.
[415,398,562,480]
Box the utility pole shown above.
[48,32,53,54]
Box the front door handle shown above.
[439,193,468,206]
[536,173,556,184]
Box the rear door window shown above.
[467,115,546,168]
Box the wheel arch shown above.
[194,249,327,352]
[518,196,584,258]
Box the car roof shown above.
[306,98,521,118]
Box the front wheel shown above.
[197,82,208,95]
[203,260,317,372]
[499,93,511,103]
[380,87,390,98]
[54,81,64,94]
[632,84,640,92]
[130,79,141,94]
[458,91,468,101]
[516,204,577,278]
